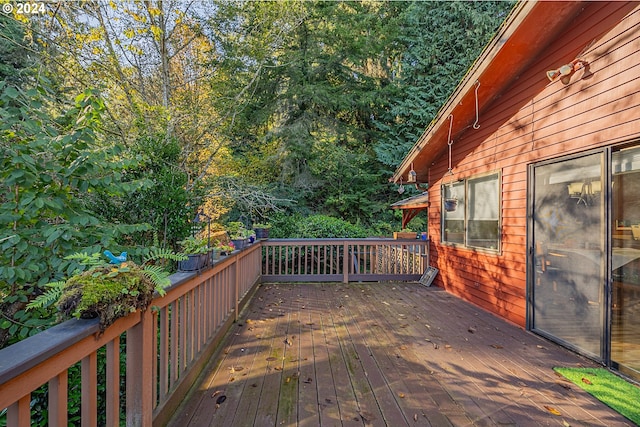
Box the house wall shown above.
[427,2,640,327]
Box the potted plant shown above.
[393,228,416,239]
[227,221,248,250]
[253,223,271,239]
[178,236,210,271]
[444,197,458,212]
[27,249,186,331]
[218,243,235,256]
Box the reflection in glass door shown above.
[612,146,640,379]
[531,153,604,358]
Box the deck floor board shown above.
[167,283,634,426]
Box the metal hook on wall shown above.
[447,114,454,176]
[473,80,481,129]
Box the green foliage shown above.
[296,215,369,238]
[27,249,185,331]
[0,80,151,348]
[0,14,36,85]
[226,221,251,240]
[89,135,200,248]
[270,213,368,239]
[214,0,400,225]
[374,1,515,168]
[178,236,209,255]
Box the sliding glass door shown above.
[611,146,640,378]
[531,152,605,359]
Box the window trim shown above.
[441,170,502,253]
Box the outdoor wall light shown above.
[546,59,587,84]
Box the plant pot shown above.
[231,238,245,250]
[444,198,458,212]
[255,228,270,239]
[178,253,208,271]
[393,231,416,239]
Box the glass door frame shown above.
[526,147,612,365]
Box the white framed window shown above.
[441,171,501,251]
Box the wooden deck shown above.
[167,283,634,426]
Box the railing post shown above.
[7,395,30,427]
[235,254,239,322]
[126,310,153,427]
[343,242,348,283]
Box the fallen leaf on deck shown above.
[398,392,405,398]
[468,327,476,333]
[581,377,593,385]
[303,377,313,384]
[490,344,503,349]
[544,406,561,416]
[211,390,223,398]
[382,301,390,306]
[266,357,277,361]
[358,410,376,422]
[274,366,282,371]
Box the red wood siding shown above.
[427,2,640,327]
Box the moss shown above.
[57,263,156,331]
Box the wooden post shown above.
[343,242,348,283]
[81,352,98,427]
[49,372,68,426]
[235,255,239,322]
[126,310,153,427]
[106,338,120,426]
[7,395,30,427]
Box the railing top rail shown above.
[0,317,99,384]
[0,267,199,386]
[262,238,424,243]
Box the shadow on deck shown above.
[167,282,631,427]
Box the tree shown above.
[374,1,515,169]
[210,0,405,224]
[0,83,148,348]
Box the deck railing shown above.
[0,243,262,427]
[0,238,427,426]
[262,238,428,282]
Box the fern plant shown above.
[27,248,187,331]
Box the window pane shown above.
[442,181,465,244]
[468,174,499,249]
